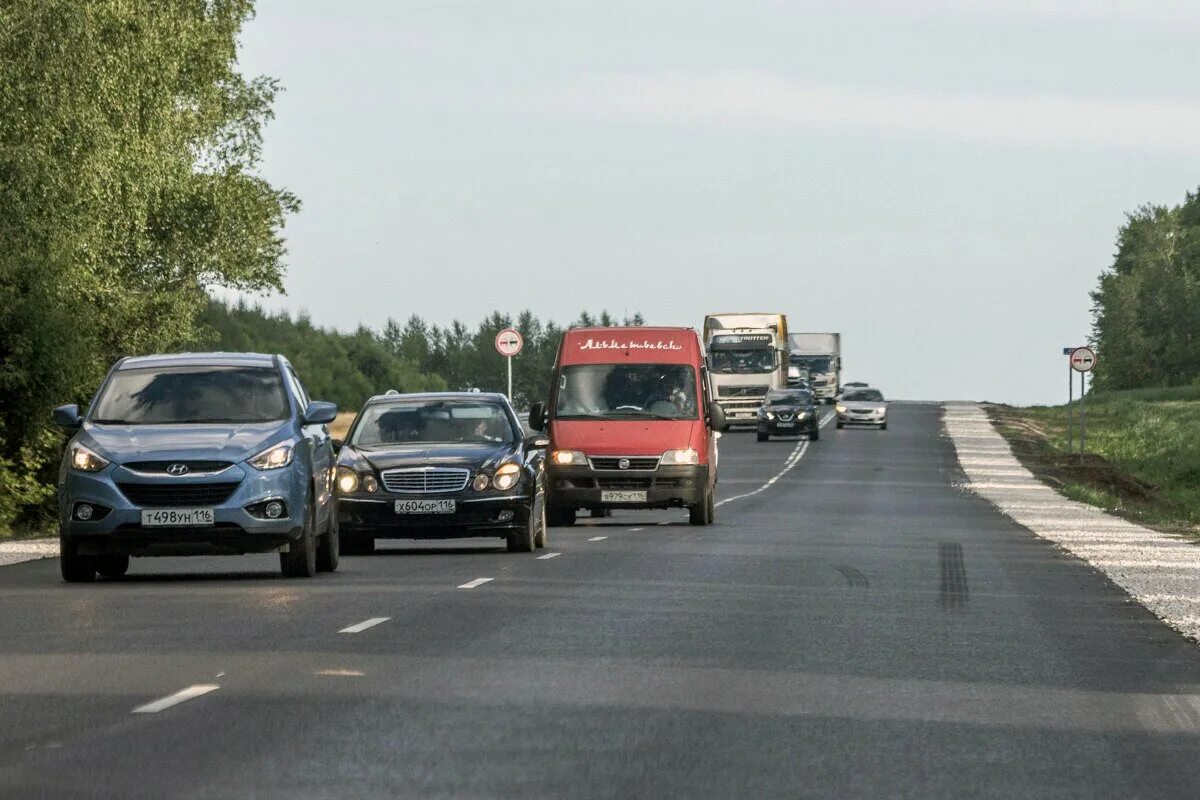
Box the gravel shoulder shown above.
[0,538,57,568]
[945,402,1200,644]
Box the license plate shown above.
[600,491,647,503]
[776,421,796,428]
[395,499,456,514]
[141,508,214,527]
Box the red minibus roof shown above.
[558,327,702,365]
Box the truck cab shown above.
[788,332,842,404]
[703,313,789,427]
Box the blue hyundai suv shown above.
[53,353,339,581]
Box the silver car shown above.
[836,388,888,430]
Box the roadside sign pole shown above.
[1067,355,1073,457]
[507,355,513,402]
[1080,370,1087,456]
[1068,346,1096,460]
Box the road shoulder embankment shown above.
[0,538,57,568]
[944,402,1200,644]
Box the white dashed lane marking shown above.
[715,412,832,508]
[458,577,494,589]
[131,684,220,714]
[536,552,562,560]
[587,536,608,542]
[339,617,391,634]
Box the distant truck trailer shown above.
[788,332,841,403]
[703,313,789,427]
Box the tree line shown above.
[1091,187,1200,391]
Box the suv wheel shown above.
[95,554,130,579]
[317,511,339,572]
[281,499,318,578]
[60,537,96,583]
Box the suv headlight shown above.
[336,466,360,494]
[492,463,521,491]
[551,449,587,466]
[662,448,699,465]
[249,443,295,471]
[70,444,110,472]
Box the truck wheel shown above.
[317,513,340,573]
[756,432,768,442]
[95,554,130,579]
[281,499,318,578]
[689,489,714,526]
[60,538,97,583]
[548,506,576,527]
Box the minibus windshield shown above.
[555,364,698,420]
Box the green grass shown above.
[989,393,1200,532]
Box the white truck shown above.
[703,313,789,427]
[788,333,841,404]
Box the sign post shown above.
[1063,347,1074,457]
[1069,346,1097,457]
[494,328,524,402]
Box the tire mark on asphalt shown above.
[834,565,870,588]
[939,543,969,611]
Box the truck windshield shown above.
[555,364,698,420]
[90,366,289,425]
[793,355,831,373]
[710,349,776,374]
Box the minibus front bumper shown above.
[547,464,709,510]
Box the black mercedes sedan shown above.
[756,388,820,441]
[333,392,549,553]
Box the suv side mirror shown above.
[53,404,82,429]
[524,433,550,449]
[528,401,547,432]
[708,401,726,431]
[303,400,338,425]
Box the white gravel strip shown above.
[944,402,1200,643]
[0,538,59,567]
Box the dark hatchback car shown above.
[334,392,549,553]
[756,388,820,441]
[53,353,340,581]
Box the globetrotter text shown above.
[577,338,685,351]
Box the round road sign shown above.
[1070,346,1096,373]
[495,328,523,358]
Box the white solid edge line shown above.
[587,536,608,541]
[458,577,494,589]
[338,617,391,634]
[132,684,220,714]
[536,552,562,560]
[713,411,832,509]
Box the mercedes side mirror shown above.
[524,433,550,449]
[303,400,338,426]
[528,401,547,432]
[53,404,82,429]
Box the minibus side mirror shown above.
[708,402,726,431]
[528,402,547,432]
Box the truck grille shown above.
[589,456,660,471]
[718,385,769,398]
[118,482,240,507]
[380,467,470,494]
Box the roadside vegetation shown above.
[988,389,1200,533]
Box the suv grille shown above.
[380,467,470,494]
[589,456,660,471]
[123,461,233,475]
[718,385,769,398]
[118,482,240,507]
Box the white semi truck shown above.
[703,313,789,427]
[788,333,841,403]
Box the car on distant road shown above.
[836,381,870,399]
[756,388,820,441]
[53,353,340,582]
[334,392,549,553]
[836,388,888,430]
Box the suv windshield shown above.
[710,349,775,374]
[766,390,811,406]
[351,399,515,446]
[844,389,884,402]
[90,366,289,424]
[554,364,697,420]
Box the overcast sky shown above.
[234,0,1200,405]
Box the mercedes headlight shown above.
[335,466,360,494]
[492,463,521,491]
[551,449,587,466]
[662,448,699,465]
[249,443,295,471]
[70,444,109,473]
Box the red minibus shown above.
[528,327,725,526]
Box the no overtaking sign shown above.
[1070,346,1096,373]
[495,329,523,358]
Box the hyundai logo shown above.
[618,458,631,470]
[166,463,189,476]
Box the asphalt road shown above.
[4,403,1200,798]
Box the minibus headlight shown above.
[551,450,587,466]
[662,448,699,465]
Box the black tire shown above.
[507,505,537,553]
[281,499,318,578]
[95,554,130,579]
[836,421,844,429]
[533,494,548,549]
[548,506,576,527]
[809,426,820,441]
[689,488,714,526]
[881,421,888,431]
[756,432,768,442]
[317,511,339,573]
[60,538,96,583]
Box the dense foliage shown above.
[1091,188,1200,390]
[0,2,296,533]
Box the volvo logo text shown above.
[166,463,189,476]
